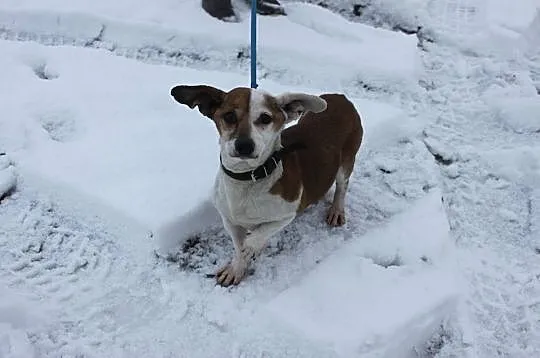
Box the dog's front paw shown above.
[326,206,346,226]
[216,259,248,287]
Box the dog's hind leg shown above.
[326,118,362,227]
[326,166,351,226]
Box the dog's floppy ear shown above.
[275,93,327,123]
[170,85,226,119]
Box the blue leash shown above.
[250,0,258,89]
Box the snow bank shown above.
[259,190,458,357]
[0,40,409,241]
[282,2,419,82]
[0,0,420,91]
[0,40,216,234]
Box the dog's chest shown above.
[214,170,299,227]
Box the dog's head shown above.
[170,85,327,172]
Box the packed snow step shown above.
[254,190,458,357]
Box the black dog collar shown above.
[220,143,305,182]
[220,151,282,182]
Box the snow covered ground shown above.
[0,0,420,92]
[0,0,539,357]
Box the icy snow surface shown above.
[0,0,539,357]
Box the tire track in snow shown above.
[0,188,147,357]
[0,192,121,308]
[0,188,184,357]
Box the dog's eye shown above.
[223,111,237,124]
[258,113,272,125]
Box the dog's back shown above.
[273,94,363,211]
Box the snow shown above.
[485,0,540,34]
[0,0,539,357]
[263,190,458,357]
[0,39,220,232]
[344,0,540,55]
[0,0,420,91]
[491,97,540,134]
[523,8,540,49]
[482,146,540,188]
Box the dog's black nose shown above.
[235,137,255,156]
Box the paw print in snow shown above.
[39,109,79,142]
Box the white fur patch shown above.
[248,89,281,168]
[275,92,327,123]
[213,166,299,230]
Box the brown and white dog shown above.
[170,85,363,286]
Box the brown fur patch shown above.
[213,87,252,139]
[271,94,363,211]
[261,93,287,130]
[269,154,302,202]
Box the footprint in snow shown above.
[38,109,79,142]
[31,61,59,81]
[1,196,120,309]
